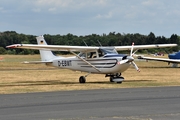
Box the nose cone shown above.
[126,56,134,62]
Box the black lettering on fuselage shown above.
[58,60,72,67]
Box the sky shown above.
[0,0,180,37]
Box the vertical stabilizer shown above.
[36,35,56,61]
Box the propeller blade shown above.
[129,42,140,72]
[132,61,140,72]
[130,42,134,56]
[132,49,139,56]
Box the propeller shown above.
[130,42,140,72]
[120,42,140,72]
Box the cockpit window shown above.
[78,48,118,59]
[78,52,86,58]
[87,52,97,58]
[78,51,97,59]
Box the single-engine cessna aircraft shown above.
[6,35,177,83]
[138,51,180,67]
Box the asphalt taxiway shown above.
[0,86,180,120]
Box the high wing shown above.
[6,44,99,52]
[6,43,177,52]
[138,56,180,64]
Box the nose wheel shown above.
[110,76,124,83]
[107,73,124,83]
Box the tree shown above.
[147,32,155,44]
[169,34,179,52]
[0,31,179,55]
[0,47,6,54]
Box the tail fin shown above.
[36,35,57,61]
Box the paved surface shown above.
[0,86,180,120]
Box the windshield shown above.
[99,47,118,55]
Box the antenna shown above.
[83,40,88,46]
[97,40,102,47]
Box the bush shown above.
[0,47,6,54]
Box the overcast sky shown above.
[0,0,180,37]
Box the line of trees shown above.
[0,31,179,55]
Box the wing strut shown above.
[70,51,101,72]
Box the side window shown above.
[87,52,97,58]
[79,53,86,58]
[98,49,104,57]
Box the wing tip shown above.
[6,44,22,48]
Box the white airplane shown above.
[6,35,177,83]
[138,51,180,67]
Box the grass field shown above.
[0,54,180,94]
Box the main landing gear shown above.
[79,73,91,83]
[79,76,86,83]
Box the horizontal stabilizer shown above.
[22,61,53,64]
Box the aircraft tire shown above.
[117,81,122,84]
[110,77,114,82]
[79,76,86,83]
[110,76,124,83]
[117,77,124,84]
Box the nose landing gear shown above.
[106,73,124,84]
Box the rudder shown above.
[36,35,56,61]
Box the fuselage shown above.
[50,54,131,74]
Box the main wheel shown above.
[79,76,86,83]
